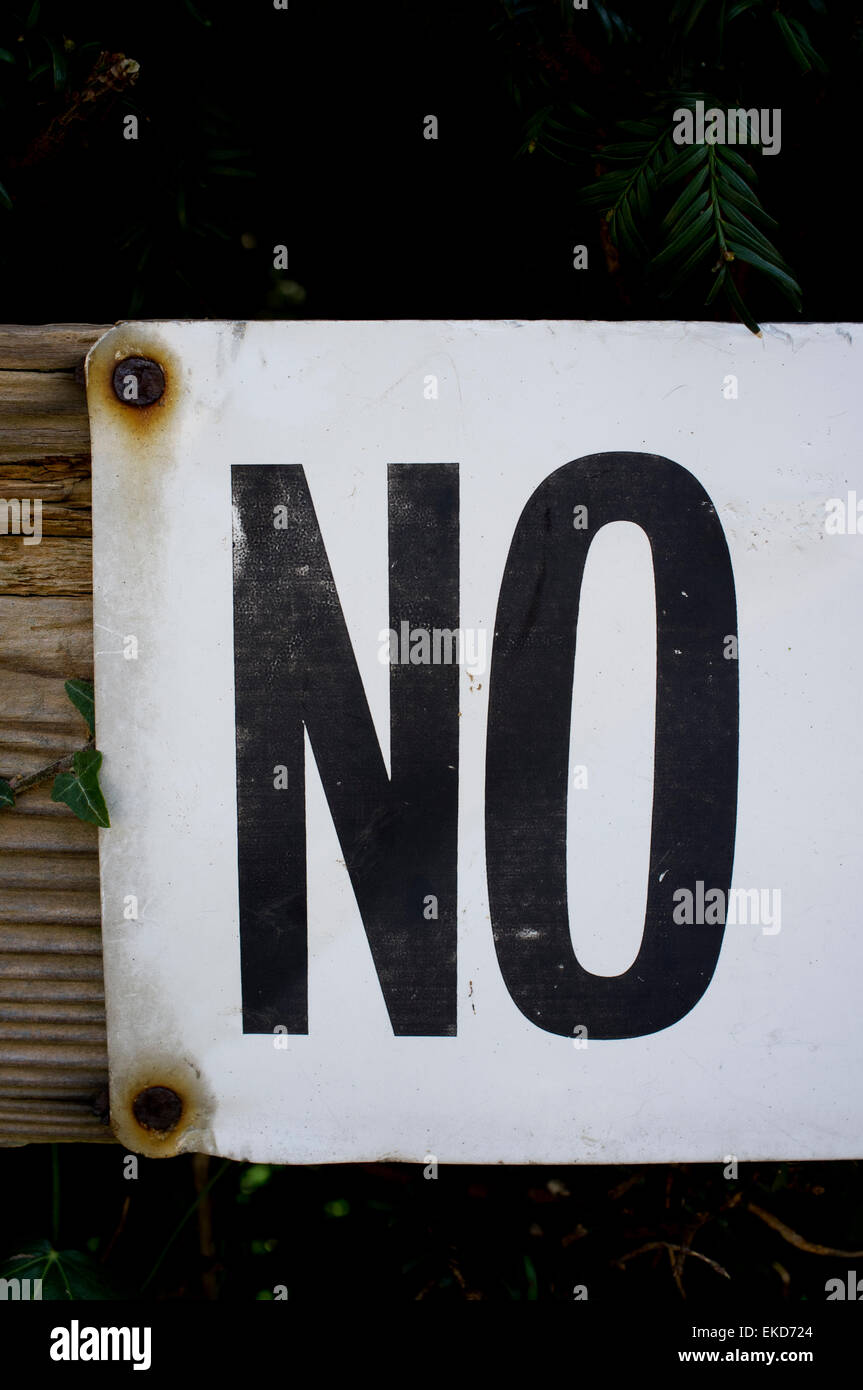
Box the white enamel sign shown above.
[87,319,863,1163]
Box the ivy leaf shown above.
[51,749,110,828]
[0,1239,126,1300]
[64,679,95,735]
[0,779,14,808]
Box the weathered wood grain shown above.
[0,418,92,464]
[0,460,91,504]
[0,370,89,414]
[0,973,104,1001]
[0,951,104,981]
[0,324,111,1145]
[0,999,104,1023]
[0,536,92,596]
[0,852,99,891]
[0,324,110,371]
[0,1102,113,1141]
[0,597,93,675]
[0,1063,107,1089]
[0,464,91,537]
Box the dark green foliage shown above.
[51,748,110,828]
[0,0,265,317]
[0,1,855,323]
[0,680,108,824]
[0,1238,126,1299]
[491,0,831,331]
[1,1147,860,1302]
[64,678,95,735]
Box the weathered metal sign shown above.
[87,319,862,1162]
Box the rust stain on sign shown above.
[113,1055,215,1159]
[86,324,190,547]
[86,326,185,444]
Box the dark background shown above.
[2,0,862,325]
[1,0,861,1304]
[2,1144,862,1302]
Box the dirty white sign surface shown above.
[87,319,862,1163]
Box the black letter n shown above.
[232,464,458,1036]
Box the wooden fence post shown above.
[0,324,115,1145]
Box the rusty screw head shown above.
[132,1085,183,1132]
[112,356,166,407]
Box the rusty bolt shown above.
[132,1085,183,1132]
[90,1084,110,1125]
[112,356,166,407]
